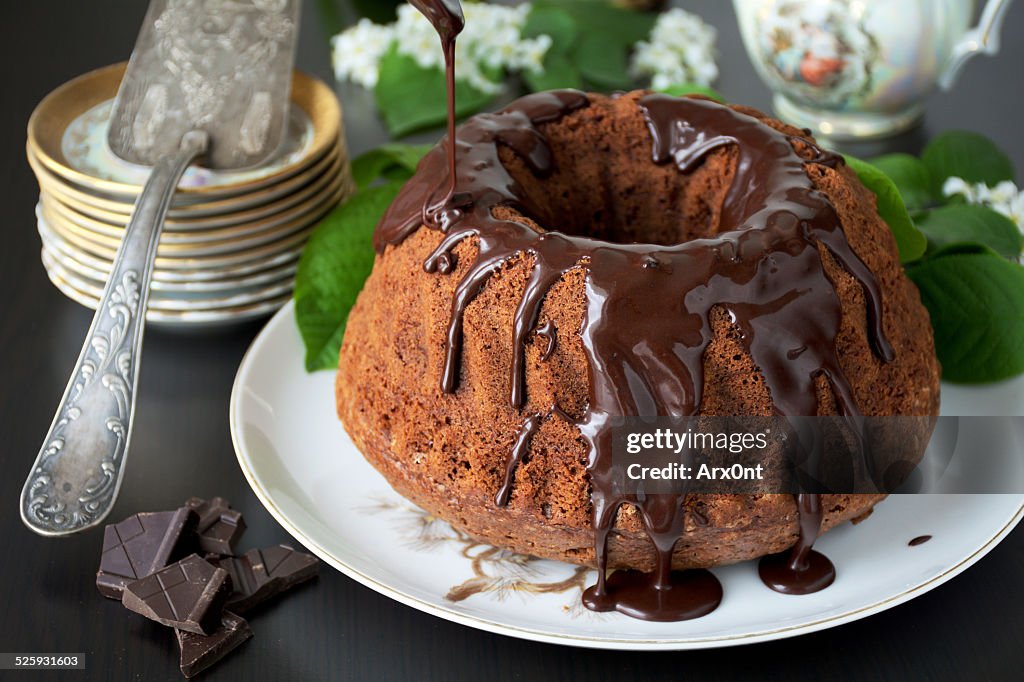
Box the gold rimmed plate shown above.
[40,185,339,258]
[40,174,346,248]
[37,209,314,271]
[28,63,342,200]
[29,142,347,224]
[42,250,294,311]
[45,267,291,328]
[42,242,298,295]
[37,208,302,283]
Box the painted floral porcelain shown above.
[732,0,1013,139]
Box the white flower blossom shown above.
[942,176,975,203]
[630,8,718,88]
[944,176,1024,242]
[511,35,552,75]
[981,180,1019,206]
[331,18,396,88]
[333,3,720,98]
[332,2,550,95]
[1007,192,1024,226]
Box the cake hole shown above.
[495,99,739,246]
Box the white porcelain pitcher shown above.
[732,0,1014,139]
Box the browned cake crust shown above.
[335,92,941,571]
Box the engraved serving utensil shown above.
[21,0,299,536]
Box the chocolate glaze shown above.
[391,0,891,621]
[534,321,557,361]
[758,493,836,594]
[495,412,542,507]
[582,567,722,622]
[908,534,932,546]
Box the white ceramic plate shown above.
[42,242,298,295]
[44,267,289,328]
[40,248,294,310]
[38,209,302,283]
[230,301,1024,650]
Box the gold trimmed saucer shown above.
[41,249,294,310]
[28,65,351,327]
[28,142,346,222]
[44,266,292,327]
[39,174,347,249]
[38,210,302,283]
[28,63,342,199]
[39,203,319,270]
[43,241,298,294]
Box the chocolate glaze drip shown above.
[758,493,836,594]
[908,534,932,546]
[534,321,557,361]
[495,412,542,507]
[391,0,892,621]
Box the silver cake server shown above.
[21,0,299,536]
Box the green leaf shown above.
[928,242,1002,259]
[374,46,495,137]
[351,144,433,190]
[921,130,1015,198]
[523,6,578,54]
[574,33,632,90]
[869,153,935,211]
[844,155,928,263]
[916,204,1024,260]
[523,52,584,91]
[542,1,657,46]
[907,253,1024,383]
[295,182,404,371]
[656,83,726,102]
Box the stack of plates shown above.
[27,63,354,327]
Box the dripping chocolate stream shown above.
[394,0,893,623]
[408,0,465,221]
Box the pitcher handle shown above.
[940,0,1015,90]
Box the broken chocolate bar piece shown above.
[96,508,196,599]
[121,554,232,635]
[209,545,318,613]
[176,611,252,678]
[184,497,246,556]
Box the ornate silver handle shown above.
[20,131,208,536]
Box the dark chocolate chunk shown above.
[96,508,196,599]
[176,611,252,678]
[185,497,246,556]
[121,554,232,635]
[209,545,318,613]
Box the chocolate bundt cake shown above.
[336,91,940,594]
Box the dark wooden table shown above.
[1,2,1022,680]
